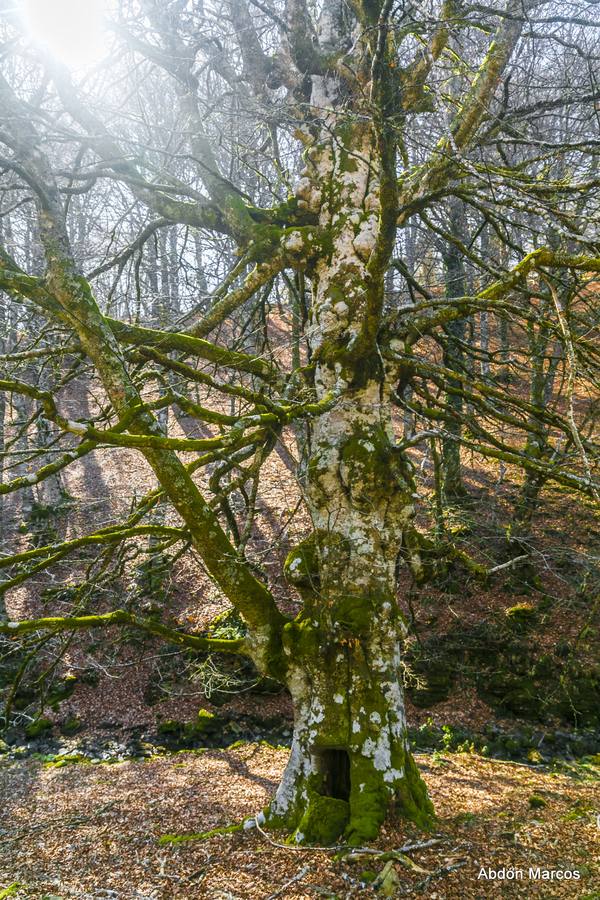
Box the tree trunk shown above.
[506,295,561,587]
[269,614,431,844]
[441,199,467,500]
[265,119,433,845]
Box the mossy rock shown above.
[409,659,454,707]
[47,675,78,709]
[157,712,222,747]
[555,669,600,727]
[197,709,218,731]
[60,716,83,736]
[529,794,546,809]
[25,717,53,739]
[403,599,599,728]
[505,603,538,631]
[483,672,541,718]
[294,794,349,845]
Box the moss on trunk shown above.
[263,609,433,846]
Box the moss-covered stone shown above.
[411,659,454,707]
[47,674,77,709]
[505,603,538,631]
[25,717,53,739]
[60,716,83,736]
[406,616,600,728]
[156,712,222,747]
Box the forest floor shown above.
[1,742,599,899]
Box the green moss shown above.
[283,534,320,593]
[294,794,350,845]
[340,425,391,495]
[359,870,378,884]
[158,822,242,845]
[206,608,246,641]
[505,603,538,631]
[47,675,77,709]
[60,716,83,736]
[25,717,53,739]
[345,744,433,846]
[282,615,320,658]
[334,593,379,635]
[346,768,389,844]
[156,719,180,736]
[394,752,435,830]
[44,753,90,768]
[338,149,359,174]
[157,713,220,747]
[528,794,547,809]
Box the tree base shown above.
[266,743,434,846]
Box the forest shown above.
[0,0,599,896]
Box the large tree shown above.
[1,0,599,845]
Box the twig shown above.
[488,554,531,573]
[345,838,444,860]
[412,859,468,893]
[266,865,311,899]
[254,819,343,853]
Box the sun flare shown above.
[22,0,109,69]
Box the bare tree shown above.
[1,0,599,845]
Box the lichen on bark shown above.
[263,92,434,843]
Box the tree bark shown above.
[441,199,467,500]
[268,117,432,844]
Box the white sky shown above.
[22,0,109,69]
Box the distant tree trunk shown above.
[441,199,467,500]
[399,224,417,440]
[168,227,180,317]
[34,361,68,513]
[135,233,170,607]
[0,284,6,621]
[10,385,34,527]
[479,226,491,378]
[193,230,208,296]
[507,297,562,586]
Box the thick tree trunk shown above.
[273,378,432,844]
[263,119,432,844]
[269,619,431,844]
